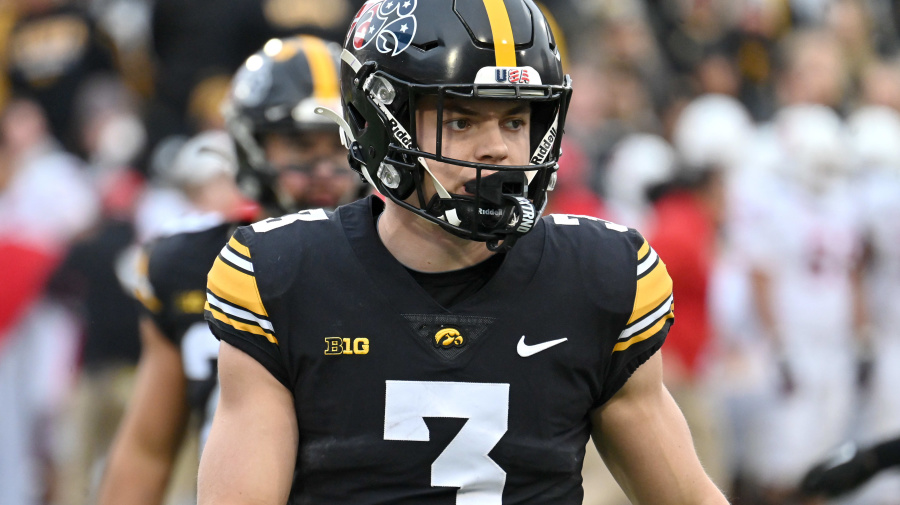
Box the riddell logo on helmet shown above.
[530,127,557,165]
[387,117,412,148]
[479,208,503,216]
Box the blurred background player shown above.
[793,105,900,505]
[97,34,359,505]
[736,104,868,505]
[97,129,247,505]
[224,36,363,216]
[647,93,758,494]
[48,75,148,505]
[0,96,99,505]
[600,132,676,234]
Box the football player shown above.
[97,35,351,505]
[199,1,728,504]
[737,105,866,504]
[225,36,363,215]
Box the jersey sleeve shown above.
[204,228,290,387]
[133,245,171,334]
[598,232,674,406]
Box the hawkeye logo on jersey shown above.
[474,66,543,85]
[324,337,370,355]
[434,328,465,349]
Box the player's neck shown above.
[378,200,495,272]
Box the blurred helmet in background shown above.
[672,93,755,172]
[774,104,851,192]
[604,133,676,229]
[223,35,345,212]
[163,130,238,191]
[846,105,900,173]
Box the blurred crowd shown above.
[3,0,900,504]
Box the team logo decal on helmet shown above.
[348,0,417,55]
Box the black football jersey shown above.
[205,196,674,505]
[136,218,234,442]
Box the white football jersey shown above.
[740,175,864,352]
[856,170,900,336]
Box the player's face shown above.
[264,130,357,209]
[414,97,531,201]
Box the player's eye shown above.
[504,118,526,130]
[445,119,470,131]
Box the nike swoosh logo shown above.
[517,336,568,357]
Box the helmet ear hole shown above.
[345,102,367,134]
[392,167,416,200]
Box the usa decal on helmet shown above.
[474,66,543,85]
[348,0,417,56]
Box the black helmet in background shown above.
[337,0,572,250]
[224,35,355,213]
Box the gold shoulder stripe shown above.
[627,260,673,325]
[206,302,278,344]
[613,311,673,352]
[228,236,251,258]
[298,35,340,100]
[637,239,650,262]
[481,0,516,66]
[207,256,269,317]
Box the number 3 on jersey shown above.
[384,381,510,504]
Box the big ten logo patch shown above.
[324,337,370,355]
[433,328,464,349]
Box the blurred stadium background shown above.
[3,0,900,504]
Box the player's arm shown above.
[197,341,298,505]
[591,352,728,505]
[97,316,190,505]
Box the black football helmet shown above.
[333,0,572,250]
[223,35,344,212]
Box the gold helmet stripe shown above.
[298,35,340,100]
[481,0,516,67]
